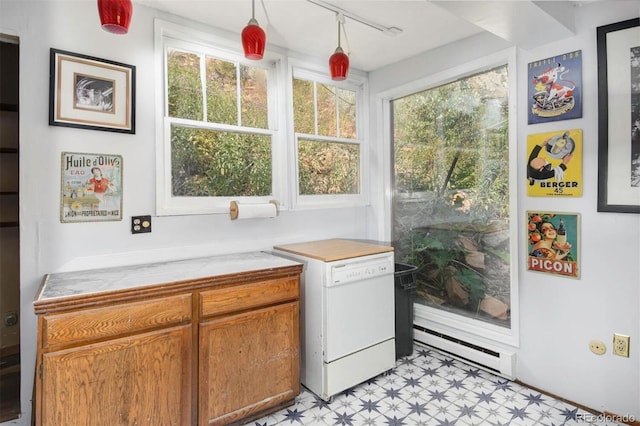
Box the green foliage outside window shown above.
[298,139,359,195]
[168,50,202,121]
[167,47,362,199]
[167,48,272,197]
[392,66,512,327]
[171,126,271,197]
[293,78,360,195]
[205,57,237,125]
[393,66,510,222]
[292,79,314,135]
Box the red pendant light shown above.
[97,0,132,35]
[242,0,266,60]
[329,13,349,81]
[330,47,349,81]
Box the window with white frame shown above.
[291,68,367,206]
[387,48,519,347]
[156,23,283,215]
[155,22,367,215]
[168,49,273,195]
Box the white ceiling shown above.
[135,0,584,72]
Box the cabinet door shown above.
[199,302,299,426]
[40,325,191,426]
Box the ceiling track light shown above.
[306,0,402,36]
[242,0,266,60]
[97,0,132,35]
[329,12,349,81]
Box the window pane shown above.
[317,84,337,137]
[240,65,268,128]
[167,49,202,120]
[293,79,314,134]
[171,125,272,197]
[205,57,237,125]
[338,88,356,139]
[298,139,359,195]
[392,65,511,328]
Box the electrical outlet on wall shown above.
[612,333,630,357]
[131,216,152,234]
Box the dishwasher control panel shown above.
[329,255,393,286]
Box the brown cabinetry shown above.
[199,276,300,425]
[33,253,302,426]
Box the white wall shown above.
[369,0,640,418]
[517,2,639,417]
[0,2,371,424]
[2,0,639,424]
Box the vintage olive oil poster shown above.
[527,211,580,279]
[526,129,582,197]
[61,152,122,222]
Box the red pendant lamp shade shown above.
[242,0,266,60]
[242,18,266,60]
[98,0,132,35]
[330,47,349,81]
[329,13,349,81]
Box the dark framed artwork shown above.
[528,50,583,124]
[597,18,640,213]
[49,49,136,134]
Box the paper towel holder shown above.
[230,200,279,220]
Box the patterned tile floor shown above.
[248,343,618,426]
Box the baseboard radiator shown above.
[414,325,516,379]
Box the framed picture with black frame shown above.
[49,48,136,134]
[596,18,640,213]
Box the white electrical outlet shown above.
[613,333,630,357]
[589,340,606,355]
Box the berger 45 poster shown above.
[528,50,582,124]
[61,152,122,223]
[527,129,582,197]
[527,211,580,279]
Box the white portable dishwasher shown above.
[273,239,396,401]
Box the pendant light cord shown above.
[337,13,342,48]
[336,12,349,54]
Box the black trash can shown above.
[394,263,418,359]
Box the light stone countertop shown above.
[36,251,302,302]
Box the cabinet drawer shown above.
[42,293,192,348]
[200,277,299,318]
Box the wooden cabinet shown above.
[198,277,300,425]
[33,253,302,426]
[36,293,193,426]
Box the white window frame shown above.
[154,20,287,216]
[378,48,520,349]
[288,63,369,209]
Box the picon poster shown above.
[526,211,580,279]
